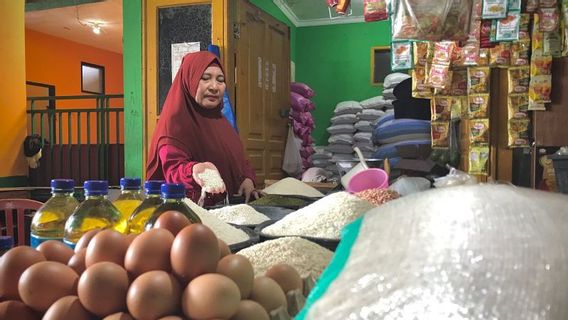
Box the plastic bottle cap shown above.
[145,180,165,195]
[120,177,142,190]
[0,236,14,250]
[51,179,75,192]
[161,183,186,199]
[84,180,109,196]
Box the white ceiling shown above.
[23,0,364,54]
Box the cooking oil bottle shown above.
[63,180,125,249]
[144,183,201,231]
[113,177,143,233]
[30,179,79,248]
[127,180,164,234]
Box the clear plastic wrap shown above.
[302,185,568,319]
[391,0,472,41]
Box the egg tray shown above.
[228,225,259,253]
[254,220,340,252]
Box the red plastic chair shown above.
[0,199,43,246]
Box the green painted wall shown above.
[249,0,297,62]
[295,21,391,145]
[123,0,144,179]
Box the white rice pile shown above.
[262,177,324,198]
[197,168,225,192]
[184,198,249,245]
[262,192,374,239]
[210,204,270,225]
[237,237,333,278]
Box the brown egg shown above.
[67,248,87,275]
[74,228,101,253]
[43,295,92,320]
[265,263,303,294]
[85,229,129,267]
[18,261,78,312]
[249,276,287,313]
[0,300,41,320]
[171,224,219,284]
[154,210,192,236]
[217,254,254,299]
[124,228,174,277]
[0,246,46,300]
[230,300,269,320]
[36,240,74,264]
[218,239,231,258]
[158,316,186,320]
[103,312,135,320]
[182,273,240,319]
[78,261,130,317]
[127,270,181,319]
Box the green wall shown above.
[295,21,391,145]
[123,0,144,179]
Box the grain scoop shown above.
[340,147,369,189]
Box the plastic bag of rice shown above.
[210,204,270,225]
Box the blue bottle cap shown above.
[0,236,14,250]
[120,177,141,190]
[145,180,165,195]
[51,179,75,192]
[161,183,186,199]
[84,180,109,196]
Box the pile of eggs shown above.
[0,211,304,319]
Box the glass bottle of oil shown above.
[30,179,79,248]
[144,183,201,231]
[127,180,164,234]
[113,177,143,233]
[63,180,125,249]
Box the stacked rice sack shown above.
[325,101,361,166]
[290,82,316,172]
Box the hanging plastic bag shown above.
[364,0,389,22]
[283,126,303,177]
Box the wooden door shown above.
[234,0,290,184]
[143,0,227,167]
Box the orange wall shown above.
[0,0,27,180]
[25,29,124,144]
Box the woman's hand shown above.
[236,178,259,203]
[193,162,226,194]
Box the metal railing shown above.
[27,94,124,186]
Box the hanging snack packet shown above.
[526,0,538,12]
[363,0,388,22]
[413,41,432,66]
[468,94,490,118]
[441,0,474,41]
[452,45,466,67]
[451,96,466,120]
[480,20,495,48]
[431,96,453,121]
[477,48,490,66]
[530,54,552,76]
[428,64,452,89]
[508,0,521,10]
[336,0,351,15]
[482,0,507,19]
[539,0,558,8]
[489,43,511,67]
[510,40,531,66]
[462,41,481,65]
[518,13,531,40]
[390,0,450,41]
[450,69,468,96]
[508,94,529,119]
[508,67,530,94]
[508,118,531,147]
[391,41,413,70]
[469,118,490,145]
[327,0,339,7]
[467,67,490,94]
[532,13,544,53]
[496,12,521,42]
[543,31,563,57]
[540,7,560,32]
[412,67,433,98]
[529,75,552,103]
[468,146,490,175]
[431,121,450,148]
[433,41,456,65]
[469,20,482,42]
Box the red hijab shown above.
[146,51,251,196]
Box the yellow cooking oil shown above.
[31,179,79,248]
[63,180,125,249]
[112,177,144,232]
[144,183,201,231]
[128,180,164,234]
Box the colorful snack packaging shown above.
[529,75,552,103]
[467,67,490,94]
[526,0,538,12]
[508,0,521,10]
[496,12,521,41]
[413,41,432,66]
[508,118,531,147]
[468,146,490,175]
[391,41,413,70]
[543,31,563,57]
[508,94,529,119]
[539,0,558,8]
[532,13,544,53]
[469,118,490,145]
[477,48,490,66]
[450,69,468,96]
[468,94,490,119]
[431,96,453,121]
[530,54,552,76]
[431,121,450,148]
[428,64,452,89]
[336,0,351,15]
[390,1,450,41]
[508,67,530,94]
[462,41,481,65]
[433,41,456,65]
[412,67,433,98]
[468,20,482,42]
[451,96,466,120]
[363,0,388,22]
[510,40,531,66]
[480,20,495,48]
[540,7,560,32]
[489,43,511,67]
[482,0,507,19]
[441,0,474,41]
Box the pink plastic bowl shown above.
[346,168,389,193]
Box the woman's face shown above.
[195,65,226,109]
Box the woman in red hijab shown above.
[146,51,257,206]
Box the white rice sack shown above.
[330,114,357,125]
[354,132,373,143]
[328,134,353,145]
[382,88,396,100]
[353,142,376,152]
[359,95,388,109]
[383,72,411,89]
[334,101,362,115]
[325,144,354,154]
[331,153,355,162]
[327,124,355,135]
[358,109,385,121]
[354,120,374,132]
[311,149,332,160]
[312,159,331,168]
